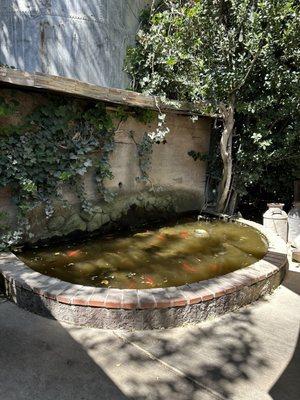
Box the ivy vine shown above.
[0,94,119,211]
[129,131,154,183]
[0,90,166,249]
[0,92,129,248]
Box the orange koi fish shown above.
[66,249,81,257]
[145,275,155,286]
[182,262,197,273]
[128,280,137,289]
[209,263,220,273]
[179,231,189,239]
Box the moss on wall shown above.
[0,88,211,247]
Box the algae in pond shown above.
[18,220,268,289]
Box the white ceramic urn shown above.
[288,202,300,247]
[263,203,288,242]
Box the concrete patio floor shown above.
[0,261,299,400]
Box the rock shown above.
[47,215,65,231]
[63,214,86,234]
[80,210,94,222]
[87,213,110,232]
[110,210,123,222]
[102,213,110,225]
[194,229,210,238]
[87,214,103,232]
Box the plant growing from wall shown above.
[129,108,164,183]
[125,0,300,213]
[129,130,155,182]
[0,89,168,248]
[0,96,117,209]
[0,93,129,246]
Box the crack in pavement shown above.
[114,331,227,400]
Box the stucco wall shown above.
[0,0,149,88]
[0,88,211,243]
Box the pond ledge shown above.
[0,219,288,330]
[0,67,212,116]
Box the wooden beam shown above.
[0,67,212,116]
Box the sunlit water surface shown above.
[18,220,268,289]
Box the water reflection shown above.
[17,220,267,289]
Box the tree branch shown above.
[231,45,264,94]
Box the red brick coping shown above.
[0,219,287,312]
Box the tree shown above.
[125,0,300,213]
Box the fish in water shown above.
[145,275,155,286]
[179,231,190,239]
[66,249,81,257]
[182,262,197,273]
[128,280,137,289]
[209,263,220,273]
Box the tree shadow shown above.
[1,249,281,399]
[0,295,129,400]
[69,309,269,400]
[269,268,300,400]
[1,270,273,400]
[269,330,300,400]
[0,0,148,88]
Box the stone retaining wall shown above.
[0,87,211,243]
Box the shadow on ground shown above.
[270,331,300,400]
[269,267,300,400]
[0,293,129,400]
[70,309,269,400]
[0,285,270,400]
[1,264,299,400]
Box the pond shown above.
[17,218,268,289]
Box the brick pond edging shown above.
[0,219,288,330]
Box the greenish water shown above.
[17,220,268,289]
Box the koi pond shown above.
[18,219,268,290]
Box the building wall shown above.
[0,0,149,88]
[0,88,211,243]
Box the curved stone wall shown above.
[0,219,288,330]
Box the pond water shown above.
[17,219,268,289]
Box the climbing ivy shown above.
[0,94,119,212]
[0,92,131,248]
[187,150,209,162]
[0,89,167,248]
[129,130,154,183]
[131,107,156,125]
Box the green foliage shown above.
[132,107,156,124]
[126,0,300,208]
[188,150,209,162]
[0,90,163,248]
[0,94,118,217]
[0,96,19,116]
[136,132,154,182]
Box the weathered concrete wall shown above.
[0,0,149,88]
[0,88,211,243]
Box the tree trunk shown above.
[216,98,235,213]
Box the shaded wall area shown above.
[0,0,149,88]
[0,87,211,243]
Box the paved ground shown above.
[0,261,299,400]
